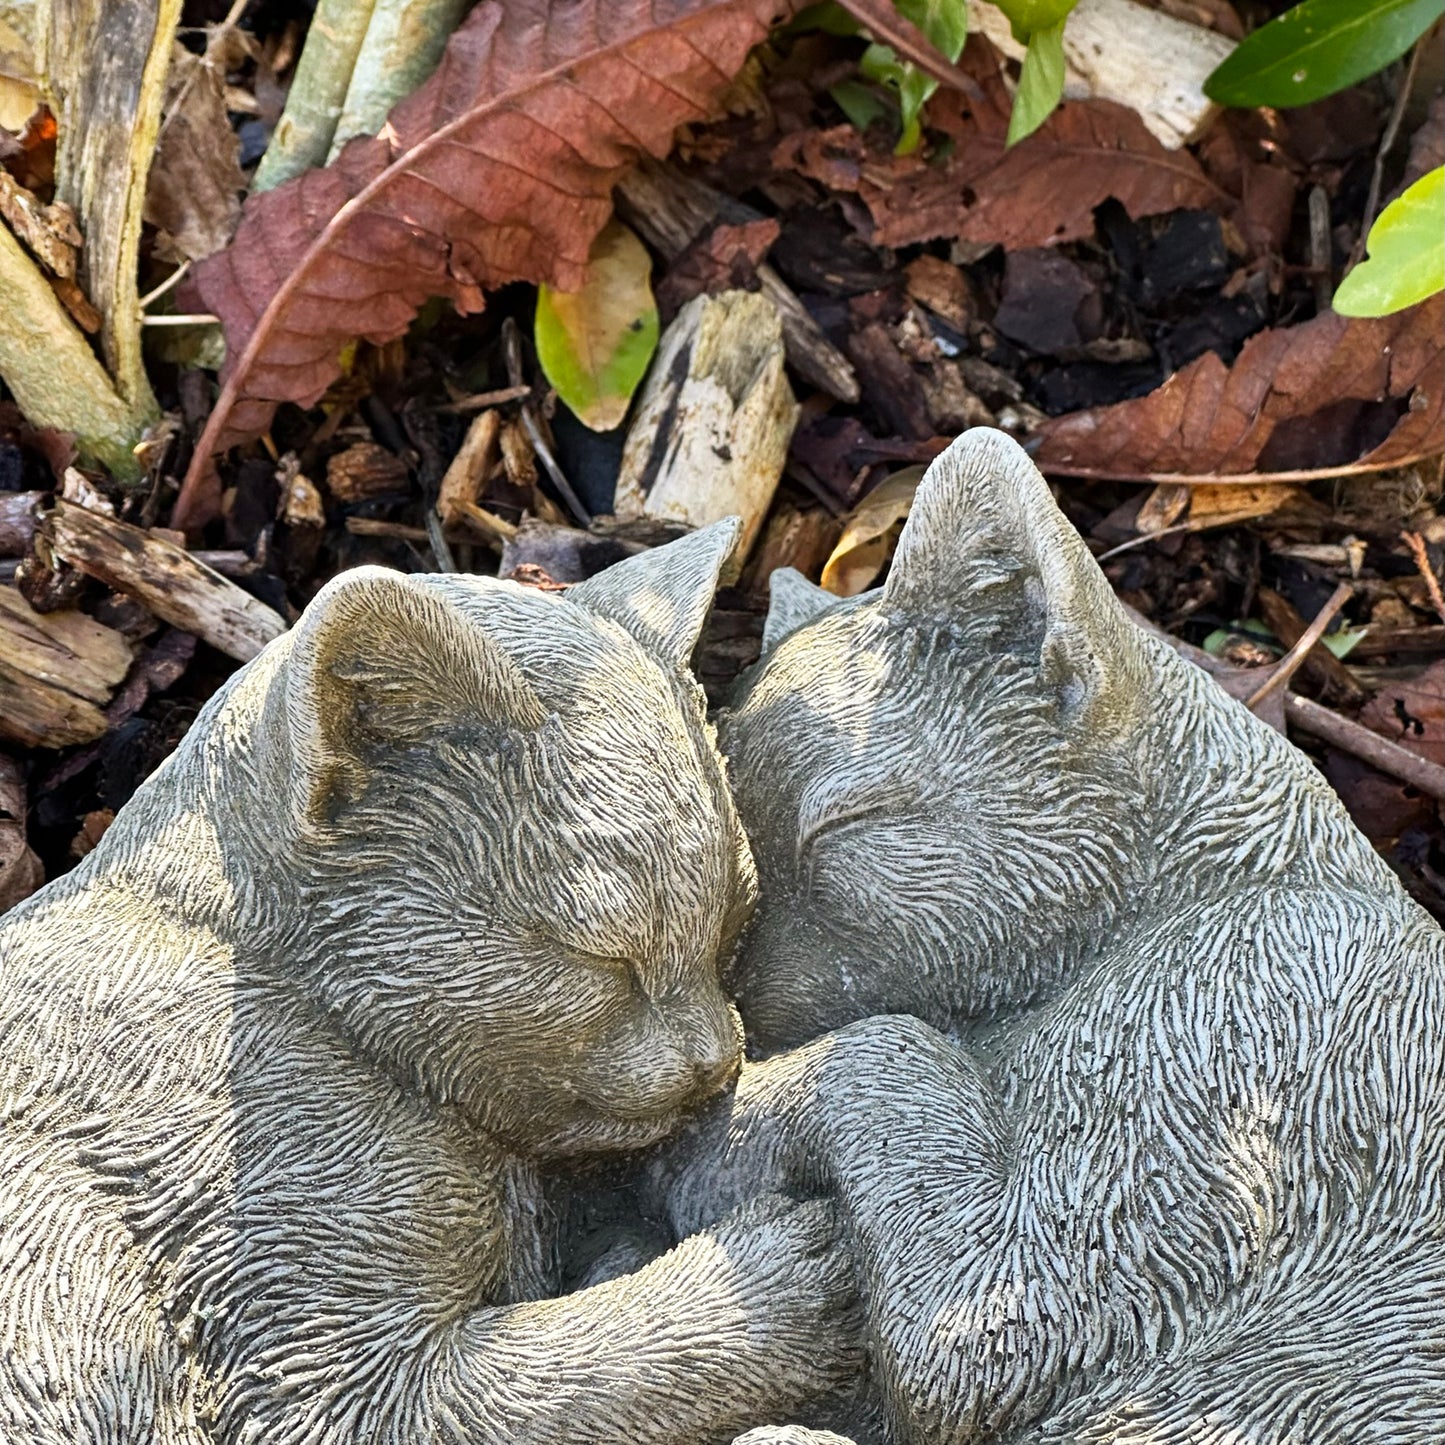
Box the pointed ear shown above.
[762,567,838,652]
[884,428,1146,730]
[285,567,545,825]
[567,517,741,672]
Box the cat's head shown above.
[719,429,1153,1052]
[275,524,754,1159]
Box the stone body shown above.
[663,430,1445,1442]
[0,521,859,1445]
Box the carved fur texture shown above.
[0,521,860,1445]
[692,429,1445,1443]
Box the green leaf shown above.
[1204,0,1445,109]
[1006,18,1066,145]
[894,0,968,61]
[1322,627,1369,659]
[786,1,863,36]
[1333,166,1445,317]
[860,42,938,154]
[534,220,659,433]
[830,78,891,131]
[988,0,1078,41]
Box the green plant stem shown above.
[328,0,469,160]
[0,222,145,477]
[251,0,378,191]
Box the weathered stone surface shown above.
[676,428,1445,1442]
[0,520,858,1443]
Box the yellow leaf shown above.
[820,465,926,596]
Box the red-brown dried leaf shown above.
[772,37,1224,252]
[178,0,796,527]
[1032,296,1445,479]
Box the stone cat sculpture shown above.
[665,430,1445,1443]
[0,521,858,1445]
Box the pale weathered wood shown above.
[45,499,286,661]
[615,291,798,560]
[437,409,500,528]
[0,583,131,747]
[617,160,860,403]
[967,0,1234,149]
[0,491,42,556]
[37,0,179,420]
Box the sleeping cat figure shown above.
[0,521,857,1445]
[661,429,1445,1444]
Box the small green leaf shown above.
[1006,18,1066,146]
[989,0,1078,40]
[786,1,863,36]
[1204,0,1445,109]
[1321,627,1369,659]
[860,42,938,154]
[1333,166,1445,318]
[894,0,968,61]
[830,78,891,132]
[535,220,659,433]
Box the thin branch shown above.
[1350,38,1426,267]
[1401,530,1445,623]
[1042,451,1445,486]
[1245,581,1353,711]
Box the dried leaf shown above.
[179,0,795,526]
[820,464,924,595]
[773,37,1224,251]
[143,43,244,264]
[1360,660,1445,763]
[1033,295,1445,477]
[654,216,779,318]
[535,220,659,433]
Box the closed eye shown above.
[796,800,893,863]
[571,947,649,1002]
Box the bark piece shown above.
[437,409,500,528]
[615,291,799,561]
[325,442,409,503]
[44,499,286,661]
[0,583,132,747]
[179,0,800,525]
[0,490,42,556]
[0,752,43,913]
[618,159,859,403]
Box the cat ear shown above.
[884,428,1146,730]
[285,567,545,825]
[567,517,741,672]
[762,567,838,652]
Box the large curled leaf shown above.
[535,220,659,432]
[177,0,796,527]
[1334,167,1445,318]
[1033,295,1444,477]
[1204,0,1445,110]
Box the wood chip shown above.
[0,584,132,747]
[437,409,501,528]
[324,441,409,503]
[616,290,798,559]
[44,499,286,662]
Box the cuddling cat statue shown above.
[0,520,859,1445]
[662,430,1445,1442]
